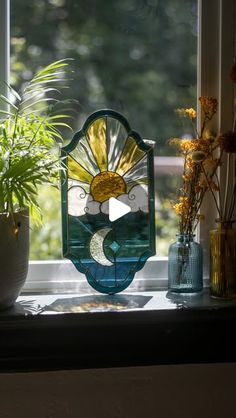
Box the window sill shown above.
[1,289,236,373]
[24,258,209,293]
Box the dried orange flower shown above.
[171,96,219,234]
[199,96,217,119]
[185,155,194,169]
[180,139,195,152]
[173,196,189,216]
[176,108,197,119]
[180,196,189,203]
[185,108,197,119]
[183,173,194,182]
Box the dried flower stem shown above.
[227,154,236,219]
[172,97,219,235]
[200,162,222,217]
[223,153,231,219]
[215,169,222,211]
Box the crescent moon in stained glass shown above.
[89,227,113,266]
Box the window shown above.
[1,0,235,293]
[10,0,198,260]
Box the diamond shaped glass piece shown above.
[109,240,121,253]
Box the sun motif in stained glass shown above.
[90,171,126,202]
[67,116,149,217]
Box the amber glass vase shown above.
[210,221,236,299]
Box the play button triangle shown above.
[109,197,131,222]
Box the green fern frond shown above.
[0,58,75,222]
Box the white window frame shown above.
[0,0,9,100]
[1,0,235,293]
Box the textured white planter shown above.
[0,209,29,309]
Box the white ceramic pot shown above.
[0,209,29,309]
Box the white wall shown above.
[0,363,236,418]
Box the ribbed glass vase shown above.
[210,221,236,299]
[168,234,203,293]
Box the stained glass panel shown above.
[61,109,155,294]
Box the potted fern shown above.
[0,59,73,309]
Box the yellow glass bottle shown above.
[210,221,236,299]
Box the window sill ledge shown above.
[1,289,236,373]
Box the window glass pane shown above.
[11,0,197,259]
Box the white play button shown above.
[109,197,131,222]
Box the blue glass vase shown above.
[168,234,203,293]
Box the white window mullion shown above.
[0,0,10,99]
[198,0,221,101]
[198,0,236,277]
[198,0,220,277]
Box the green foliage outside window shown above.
[10,0,197,259]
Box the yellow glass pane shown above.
[68,156,93,184]
[86,118,108,172]
[90,171,126,202]
[116,136,146,176]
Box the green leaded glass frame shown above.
[61,109,155,294]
